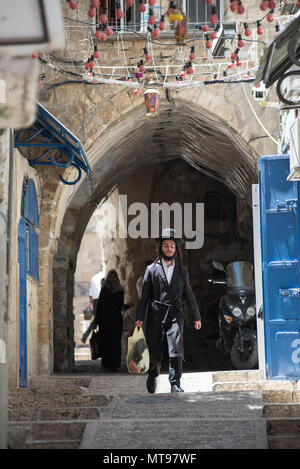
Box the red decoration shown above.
[267,10,274,22]
[237,34,244,47]
[205,0,212,4]
[189,46,195,61]
[210,7,218,25]
[227,61,234,69]
[297,0,300,7]
[126,0,134,6]
[159,15,165,30]
[138,1,146,12]
[151,25,160,39]
[69,1,78,9]
[257,21,264,35]
[105,26,113,35]
[230,0,238,12]
[94,46,100,59]
[90,0,100,6]
[134,88,140,95]
[148,0,156,5]
[180,70,186,78]
[186,62,194,74]
[237,1,244,14]
[100,13,107,23]
[236,59,242,66]
[268,0,276,7]
[148,12,156,25]
[88,7,96,17]
[139,61,145,73]
[202,25,210,32]
[210,30,217,40]
[244,23,251,36]
[260,1,268,10]
[205,36,212,49]
[116,5,124,19]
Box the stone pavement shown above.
[79,371,268,449]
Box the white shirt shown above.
[162,259,175,284]
[88,271,105,299]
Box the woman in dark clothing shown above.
[94,269,132,371]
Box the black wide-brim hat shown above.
[155,228,183,246]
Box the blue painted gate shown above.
[18,217,27,387]
[259,154,300,380]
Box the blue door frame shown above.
[259,154,300,380]
[18,217,27,387]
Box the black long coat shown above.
[135,260,201,360]
[94,286,124,369]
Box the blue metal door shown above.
[259,154,300,380]
[18,217,27,387]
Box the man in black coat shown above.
[135,228,201,393]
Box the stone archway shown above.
[52,98,257,372]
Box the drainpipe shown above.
[0,128,13,449]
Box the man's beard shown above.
[162,253,175,261]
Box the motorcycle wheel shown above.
[231,329,258,370]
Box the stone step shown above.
[267,418,300,436]
[9,392,110,409]
[29,375,91,388]
[9,420,87,444]
[212,370,261,383]
[26,439,81,449]
[267,436,300,449]
[263,404,300,418]
[9,406,101,422]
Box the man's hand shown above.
[135,321,143,328]
[194,320,201,330]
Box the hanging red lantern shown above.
[209,7,218,25]
[126,0,134,6]
[186,61,194,74]
[210,30,217,40]
[90,0,100,6]
[227,61,234,69]
[257,20,264,35]
[94,46,100,59]
[230,0,238,12]
[148,9,156,25]
[159,15,166,30]
[180,68,186,78]
[134,88,140,95]
[205,35,212,49]
[100,11,107,23]
[260,0,269,10]
[205,0,212,4]
[244,23,251,36]
[151,25,160,38]
[148,0,156,5]
[138,1,146,12]
[105,26,113,35]
[267,10,274,22]
[69,1,78,9]
[237,34,244,48]
[202,25,210,32]
[139,60,145,73]
[88,7,96,17]
[189,46,195,61]
[116,3,124,19]
[297,0,300,7]
[268,0,276,8]
[236,59,242,66]
[144,88,160,115]
[237,1,244,14]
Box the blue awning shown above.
[15,102,91,185]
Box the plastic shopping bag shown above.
[126,326,149,374]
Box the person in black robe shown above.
[135,228,201,393]
[94,269,132,371]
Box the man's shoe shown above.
[146,375,157,393]
[171,384,184,393]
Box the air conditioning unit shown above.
[287,117,300,181]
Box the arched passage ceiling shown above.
[61,98,257,254]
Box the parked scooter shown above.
[209,261,258,370]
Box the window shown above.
[186,0,224,29]
[22,179,40,281]
[96,0,223,32]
